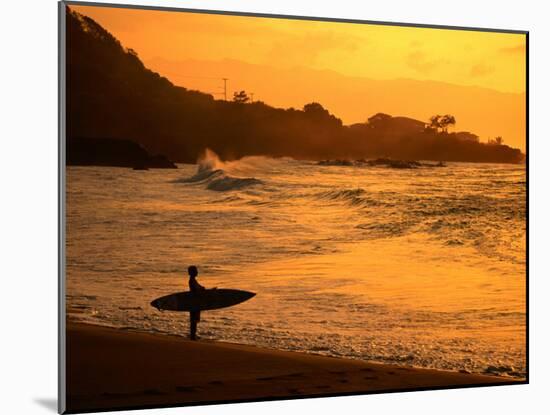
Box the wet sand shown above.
[66,322,523,413]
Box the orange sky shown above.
[72,5,527,151]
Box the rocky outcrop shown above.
[317,158,447,169]
[67,137,177,169]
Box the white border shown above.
[2,1,547,414]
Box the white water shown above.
[66,151,526,378]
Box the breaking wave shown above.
[173,149,263,191]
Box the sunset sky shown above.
[72,5,527,150]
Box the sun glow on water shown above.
[66,155,525,378]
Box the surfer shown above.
[188,265,205,340]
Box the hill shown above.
[148,56,526,152]
[66,8,524,164]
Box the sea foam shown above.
[174,149,263,191]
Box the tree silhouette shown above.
[440,114,456,132]
[429,114,456,133]
[303,102,343,127]
[428,115,441,131]
[233,90,250,104]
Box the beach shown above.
[66,322,522,412]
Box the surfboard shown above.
[150,289,256,312]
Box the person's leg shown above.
[194,311,201,339]
[190,312,197,340]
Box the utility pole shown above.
[250,92,254,103]
[222,78,229,101]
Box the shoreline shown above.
[65,322,523,413]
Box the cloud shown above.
[470,62,494,77]
[499,44,526,55]
[406,50,443,74]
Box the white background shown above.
[0,0,546,414]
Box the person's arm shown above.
[190,278,202,292]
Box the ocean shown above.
[66,150,526,378]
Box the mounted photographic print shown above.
[58,1,528,413]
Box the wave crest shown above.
[174,149,263,191]
[207,176,263,191]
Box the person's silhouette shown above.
[188,265,205,340]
